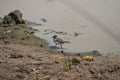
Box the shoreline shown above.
[0,23,119,57]
[27,24,120,57]
[0,24,120,80]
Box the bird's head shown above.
[52,35,57,39]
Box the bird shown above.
[74,32,81,37]
[52,35,70,50]
[41,18,47,23]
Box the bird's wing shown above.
[56,38,70,43]
[56,38,64,43]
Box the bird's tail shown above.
[64,41,70,43]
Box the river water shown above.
[0,0,120,53]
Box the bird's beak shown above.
[52,35,57,38]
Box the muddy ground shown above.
[0,25,120,80]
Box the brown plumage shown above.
[52,35,70,49]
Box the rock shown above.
[3,15,15,25]
[2,10,25,26]
[0,60,7,63]
[10,73,26,80]
[54,58,60,63]
[3,40,10,45]
[0,17,3,26]
[8,10,25,24]
[82,56,94,61]
[17,65,35,74]
[8,53,24,58]
[91,50,101,56]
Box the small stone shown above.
[54,58,60,63]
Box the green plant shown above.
[35,72,39,80]
[108,51,118,55]
[63,57,79,71]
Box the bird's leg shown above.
[53,39,57,48]
[55,43,57,47]
[60,44,64,53]
[60,44,62,49]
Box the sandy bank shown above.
[0,25,120,80]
